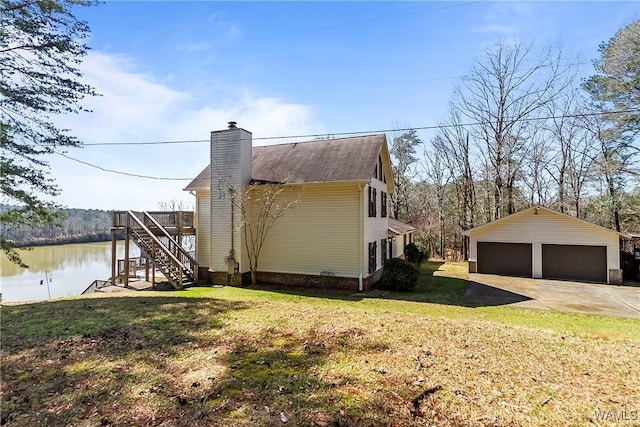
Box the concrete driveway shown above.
[465,273,640,319]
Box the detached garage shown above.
[463,207,625,284]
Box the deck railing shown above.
[127,211,192,289]
[142,212,198,282]
[111,210,197,289]
[113,211,194,230]
[116,257,147,281]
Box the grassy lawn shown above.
[1,262,639,426]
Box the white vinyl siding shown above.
[195,190,210,268]
[364,179,390,275]
[391,234,408,259]
[468,208,620,282]
[252,183,362,278]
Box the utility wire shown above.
[81,108,640,146]
[56,152,194,181]
[247,1,486,41]
[56,107,640,182]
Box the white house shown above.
[184,123,414,290]
[462,206,626,284]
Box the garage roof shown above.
[461,206,630,238]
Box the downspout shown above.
[228,187,235,284]
[358,183,365,292]
[230,188,234,256]
[189,190,197,267]
[189,191,197,225]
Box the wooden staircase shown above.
[113,211,198,289]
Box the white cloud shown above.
[58,52,188,143]
[50,50,321,210]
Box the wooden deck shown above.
[112,211,196,236]
[110,211,198,289]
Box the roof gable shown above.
[184,134,388,190]
[462,206,628,238]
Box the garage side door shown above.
[542,244,607,283]
[477,242,532,277]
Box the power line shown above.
[247,1,486,41]
[83,139,209,147]
[56,152,194,181]
[56,108,640,182]
[81,108,640,146]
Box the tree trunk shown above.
[439,213,445,260]
[558,171,565,213]
[494,175,502,220]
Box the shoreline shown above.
[9,233,124,249]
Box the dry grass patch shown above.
[1,293,639,426]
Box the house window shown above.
[368,186,377,217]
[381,238,387,265]
[381,192,387,217]
[368,241,377,274]
[374,155,387,183]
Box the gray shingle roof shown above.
[184,134,386,190]
[388,218,416,235]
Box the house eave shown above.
[186,179,372,191]
[183,185,208,192]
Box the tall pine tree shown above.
[1,0,97,265]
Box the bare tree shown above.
[210,162,301,285]
[543,92,596,216]
[453,40,573,219]
[430,106,476,258]
[421,148,448,259]
[157,198,196,252]
[565,134,595,220]
[158,198,194,212]
[238,182,301,284]
[520,127,551,207]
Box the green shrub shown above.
[405,242,429,266]
[378,258,419,292]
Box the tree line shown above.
[389,21,639,260]
[0,205,114,248]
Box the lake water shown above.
[0,241,140,303]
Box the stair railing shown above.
[127,211,187,288]
[142,211,198,282]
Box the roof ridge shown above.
[253,133,385,149]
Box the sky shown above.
[45,1,639,211]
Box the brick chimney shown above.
[209,122,252,280]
